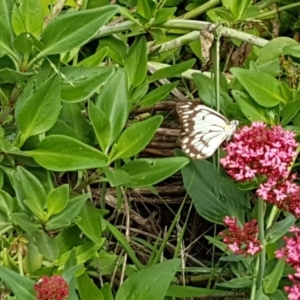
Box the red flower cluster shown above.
[276,226,300,300]
[219,216,261,256]
[34,275,69,300]
[220,122,300,217]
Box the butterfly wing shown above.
[176,102,236,159]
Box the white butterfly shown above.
[176,102,238,160]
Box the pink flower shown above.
[34,275,69,300]
[219,217,261,256]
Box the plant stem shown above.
[256,197,265,290]
[250,258,259,300]
[255,3,300,19]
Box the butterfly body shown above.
[177,102,238,159]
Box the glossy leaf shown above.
[124,36,148,87]
[231,68,284,107]
[15,75,61,143]
[46,184,69,218]
[77,273,105,300]
[16,166,46,220]
[26,135,109,171]
[77,47,109,67]
[116,259,181,300]
[96,69,129,145]
[0,266,36,300]
[75,202,103,244]
[45,193,90,230]
[139,82,178,107]
[180,158,247,224]
[11,0,43,37]
[149,59,196,83]
[112,116,163,160]
[42,6,118,55]
[120,157,189,188]
[103,168,130,187]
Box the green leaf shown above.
[96,69,129,145]
[180,158,247,224]
[77,47,109,67]
[124,36,148,87]
[265,215,295,244]
[256,37,298,76]
[136,0,156,21]
[42,6,118,55]
[0,190,14,216]
[263,259,285,294]
[75,202,103,244]
[46,193,90,230]
[11,0,43,37]
[232,90,270,124]
[217,277,252,288]
[32,230,59,261]
[16,166,46,220]
[0,0,14,57]
[46,184,69,218]
[103,168,130,187]
[11,213,40,234]
[15,75,61,142]
[139,82,178,107]
[152,7,176,25]
[61,66,114,102]
[112,116,163,160]
[116,259,181,300]
[149,59,196,83]
[26,135,109,171]
[230,68,284,108]
[13,32,43,55]
[0,68,32,84]
[101,284,114,300]
[207,7,234,23]
[120,157,189,188]
[0,266,36,300]
[281,99,300,126]
[77,273,105,300]
[88,101,111,153]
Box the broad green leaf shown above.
[232,90,270,124]
[88,101,111,153]
[130,77,149,105]
[47,119,80,141]
[23,234,43,274]
[96,69,129,145]
[124,36,148,87]
[61,66,114,102]
[283,44,300,58]
[13,32,43,55]
[256,37,298,76]
[46,193,89,230]
[281,99,300,126]
[136,0,156,21]
[101,284,115,300]
[112,116,163,160]
[263,259,285,294]
[0,0,14,57]
[59,102,93,144]
[116,259,181,300]
[0,266,36,300]
[139,82,178,107]
[103,168,130,187]
[0,190,14,216]
[222,0,251,20]
[77,273,105,300]
[0,68,32,84]
[46,184,69,218]
[42,6,118,55]
[11,0,43,37]
[207,7,234,23]
[75,202,103,244]
[120,157,189,188]
[149,59,196,83]
[265,215,295,244]
[152,7,176,25]
[217,277,252,288]
[26,135,109,171]
[179,158,247,224]
[16,166,46,220]
[32,230,59,261]
[230,68,284,107]
[0,211,12,233]
[77,47,109,67]
[15,75,61,143]
[10,213,40,234]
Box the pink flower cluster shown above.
[276,226,300,300]
[34,275,69,300]
[219,216,261,256]
[220,122,300,217]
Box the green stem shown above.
[256,197,265,291]
[254,3,300,20]
[250,258,259,300]
[101,181,106,209]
